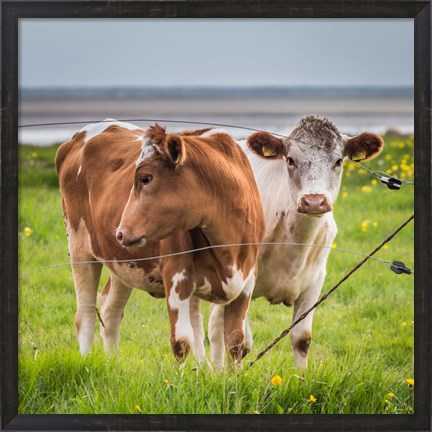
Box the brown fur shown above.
[56,123,265,363]
[296,331,312,357]
[224,292,250,361]
[247,131,286,159]
[344,132,384,161]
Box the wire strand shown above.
[19,240,412,278]
[248,213,415,367]
[349,160,414,186]
[19,118,414,186]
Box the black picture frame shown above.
[1,1,430,431]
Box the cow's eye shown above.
[335,158,343,167]
[139,174,153,186]
[287,157,296,167]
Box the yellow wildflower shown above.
[309,395,317,403]
[361,186,372,193]
[342,192,348,198]
[24,227,32,237]
[383,244,389,250]
[392,164,399,171]
[252,410,260,414]
[387,392,395,399]
[331,243,337,249]
[164,379,171,386]
[361,220,369,233]
[134,405,142,412]
[371,179,378,185]
[401,322,408,328]
[270,375,282,386]
[385,154,392,160]
[406,378,414,387]
[372,222,379,228]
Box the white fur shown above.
[239,134,339,370]
[189,296,206,363]
[209,304,225,369]
[100,274,133,352]
[136,137,156,166]
[67,218,100,355]
[81,119,142,143]
[221,265,245,302]
[238,140,290,238]
[168,270,194,347]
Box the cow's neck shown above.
[200,206,257,270]
[283,206,331,245]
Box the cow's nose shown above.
[116,227,145,247]
[297,194,332,215]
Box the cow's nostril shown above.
[116,231,123,242]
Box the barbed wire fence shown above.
[18,118,415,365]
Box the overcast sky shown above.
[19,19,413,88]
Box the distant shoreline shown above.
[20,86,414,101]
[19,87,414,146]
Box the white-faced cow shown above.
[233,115,383,370]
[55,120,265,364]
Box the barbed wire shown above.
[248,213,414,367]
[18,118,414,187]
[19,239,413,278]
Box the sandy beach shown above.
[19,88,414,145]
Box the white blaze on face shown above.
[135,136,156,166]
[168,270,194,346]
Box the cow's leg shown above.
[67,221,102,355]
[244,314,253,356]
[209,304,225,370]
[189,296,206,364]
[100,273,133,352]
[165,269,195,364]
[97,275,111,310]
[223,291,251,365]
[71,262,102,355]
[290,276,323,371]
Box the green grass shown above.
[18,136,414,414]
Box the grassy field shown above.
[18,135,414,414]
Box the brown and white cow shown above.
[55,120,265,364]
[233,115,383,370]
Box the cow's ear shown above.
[247,132,286,159]
[343,132,384,161]
[164,136,186,165]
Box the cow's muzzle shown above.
[116,228,147,248]
[297,194,332,215]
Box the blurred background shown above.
[19,19,413,144]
